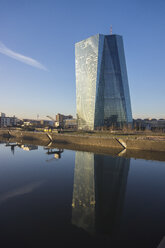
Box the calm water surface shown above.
[0,142,165,248]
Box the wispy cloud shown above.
[0,42,47,71]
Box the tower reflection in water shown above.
[72,151,130,236]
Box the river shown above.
[0,142,165,248]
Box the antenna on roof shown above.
[110,25,112,35]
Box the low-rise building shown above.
[0,113,17,127]
[64,118,77,129]
[40,120,54,127]
[56,113,73,127]
[133,118,165,131]
[1,112,5,118]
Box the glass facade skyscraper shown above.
[75,34,132,130]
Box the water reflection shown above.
[44,148,64,160]
[5,142,38,152]
[5,142,18,155]
[72,151,130,235]
[72,152,95,233]
[20,144,38,151]
[0,180,44,205]
[1,142,165,247]
[5,142,64,160]
[94,154,130,235]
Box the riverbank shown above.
[0,129,165,161]
[1,134,165,162]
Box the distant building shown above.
[64,118,77,129]
[133,118,165,131]
[0,113,17,127]
[56,113,73,127]
[75,33,132,130]
[40,120,54,127]
[1,113,5,118]
[21,119,53,128]
[22,119,40,127]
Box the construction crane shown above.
[46,115,61,129]
[110,25,112,35]
[46,115,55,122]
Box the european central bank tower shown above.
[75,33,132,130]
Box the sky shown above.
[0,0,165,120]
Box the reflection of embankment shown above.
[72,151,130,236]
[1,129,165,154]
[1,135,165,161]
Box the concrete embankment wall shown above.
[0,129,165,153]
[54,133,165,152]
[124,138,165,152]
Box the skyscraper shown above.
[75,33,132,130]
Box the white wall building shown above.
[0,113,18,127]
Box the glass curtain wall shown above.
[75,34,132,130]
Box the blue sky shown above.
[0,0,165,119]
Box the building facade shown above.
[133,118,165,131]
[64,118,77,129]
[75,33,132,130]
[55,113,73,128]
[0,113,17,127]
